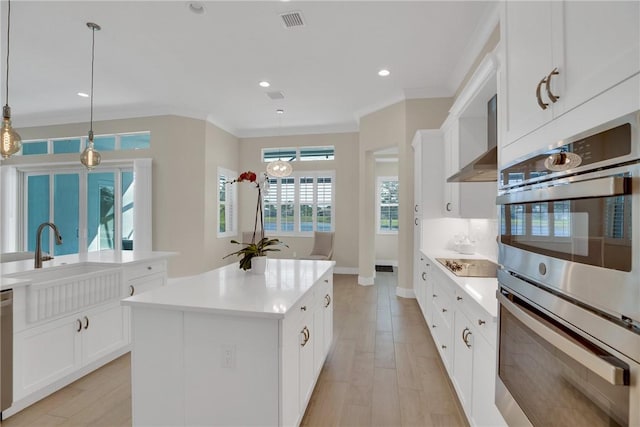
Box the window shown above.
[23,166,136,254]
[263,172,334,234]
[20,132,150,156]
[262,146,335,163]
[217,168,238,237]
[377,177,399,233]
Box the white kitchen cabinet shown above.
[423,257,506,427]
[442,121,460,217]
[452,309,474,411]
[13,301,125,401]
[502,1,640,147]
[125,260,334,427]
[81,302,127,366]
[13,314,81,400]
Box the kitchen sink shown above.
[6,263,113,283]
[436,258,498,278]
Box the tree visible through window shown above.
[378,177,399,233]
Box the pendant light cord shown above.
[89,24,96,136]
[4,0,11,108]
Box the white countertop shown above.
[421,249,499,318]
[122,259,335,319]
[0,250,176,290]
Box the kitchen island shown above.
[122,258,335,427]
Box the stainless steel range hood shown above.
[446,145,497,182]
[447,93,498,183]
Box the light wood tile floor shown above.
[1,272,466,427]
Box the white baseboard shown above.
[396,286,415,299]
[358,275,375,286]
[376,259,398,267]
[333,267,359,275]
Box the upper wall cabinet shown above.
[501,1,640,147]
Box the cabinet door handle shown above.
[83,316,89,330]
[442,308,447,313]
[76,318,82,332]
[324,294,331,308]
[456,296,463,301]
[445,202,452,212]
[421,272,427,281]
[147,266,152,270]
[536,77,549,110]
[301,305,307,312]
[415,218,419,226]
[300,326,310,347]
[414,204,419,213]
[432,324,437,328]
[465,330,472,348]
[545,67,560,103]
[324,279,329,283]
[478,319,486,326]
[441,345,447,350]
[129,285,135,296]
[461,327,468,343]
[433,294,437,298]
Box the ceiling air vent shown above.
[280,11,305,28]
[266,91,285,100]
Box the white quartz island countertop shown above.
[122,258,335,319]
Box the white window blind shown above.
[217,168,238,237]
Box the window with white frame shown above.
[20,131,151,156]
[262,146,335,163]
[263,172,334,234]
[377,176,399,233]
[15,164,143,255]
[217,168,238,237]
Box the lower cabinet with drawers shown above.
[423,255,506,427]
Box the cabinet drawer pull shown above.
[456,296,463,301]
[76,319,82,332]
[415,218,419,226]
[478,319,486,326]
[324,294,331,308]
[442,308,447,313]
[83,316,89,330]
[301,305,307,312]
[445,202,452,212]
[129,285,135,296]
[324,279,329,283]
[432,294,437,298]
[147,266,152,270]
[441,345,447,350]
[545,67,560,103]
[414,204,419,213]
[432,324,437,328]
[421,272,427,281]
[536,77,549,110]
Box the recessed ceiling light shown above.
[378,69,390,77]
[276,109,285,114]
[77,92,89,98]
[187,2,205,15]
[259,81,271,88]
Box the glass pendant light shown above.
[1,0,22,159]
[266,159,293,177]
[80,22,102,170]
[266,111,293,177]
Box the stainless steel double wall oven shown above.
[496,112,640,427]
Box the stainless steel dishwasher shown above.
[0,289,13,416]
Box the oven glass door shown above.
[499,182,632,271]
[498,290,630,427]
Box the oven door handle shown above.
[498,291,628,386]
[496,176,629,205]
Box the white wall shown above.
[238,132,359,271]
[2,115,241,277]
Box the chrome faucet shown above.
[34,222,63,268]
